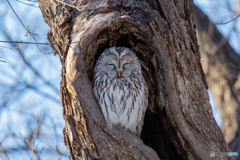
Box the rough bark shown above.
[39,0,231,159]
[194,6,240,158]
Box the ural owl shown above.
[93,47,148,137]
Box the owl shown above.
[93,47,148,137]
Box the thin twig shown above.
[33,113,45,146]
[0,40,79,46]
[31,113,45,160]
[22,114,44,160]
[6,0,37,36]
[15,0,38,8]
[0,133,15,144]
[6,0,52,54]
[0,144,10,160]
[230,63,240,69]
[2,32,30,65]
[0,57,6,63]
[0,44,18,49]
[54,0,82,11]
[216,15,240,25]
[16,44,30,65]
[0,133,15,160]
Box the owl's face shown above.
[99,47,141,78]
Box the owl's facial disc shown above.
[101,52,139,78]
[120,54,138,77]
[101,53,119,78]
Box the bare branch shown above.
[0,40,79,46]
[1,32,30,65]
[0,133,15,160]
[2,33,60,95]
[15,0,38,8]
[19,114,45,160]
[0,144,10,160]
[2,33,61,99]
[31,114,45,160]
[230,63,240,69]
[0,44,18,49]
[6,0,51,54]
[15,44,30,65]
[6,0,37,35]
[0,57,6,63]
[33,113,45,146]
[216,15,240,25]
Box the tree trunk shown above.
[194,6,240,158]
[39,0,231,159]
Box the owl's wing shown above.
[93,86,100,101]
[137,119,144,137]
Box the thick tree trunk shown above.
[39,0,231,159]
[194,6,240,158]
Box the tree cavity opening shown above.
[84,30,182,160]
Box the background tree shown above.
[194,3,240,159]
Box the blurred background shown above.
[0,0,239,159]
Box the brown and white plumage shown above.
[93,47,148,136]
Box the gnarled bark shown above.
[194,6,240,158]
[39,0,231,159]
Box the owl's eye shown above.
[123,63,129,68]
[108,63,115,68]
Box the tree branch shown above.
[216,15,240,25]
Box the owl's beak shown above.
[117,71,122,78]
